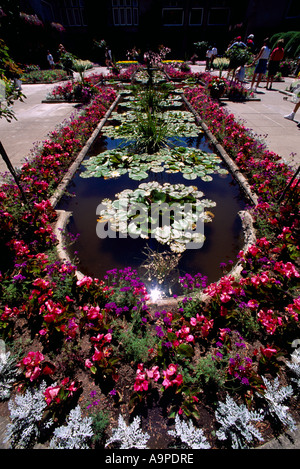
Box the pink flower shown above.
[248,245,260,256]
[165,364,177,377]
[146,366,160,381]
[76,276,94,287]
[162,376,172,388]
[190,317,197,326]
[172,374,183,386]
[247,299,259,309]
[44,385,60,405]
[220,292,231,303]
[134,364,149,392]
[104,333,112,342]
[85,359,93,369]
[260,347,277,358]
[186,334,194,342]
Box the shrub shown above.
[168,414,211,449]
[258,376,296,432]
[215,394,264,449]
[49,405,93,449]
[286,348,300,389]
[105,414,150,449]
[4,381,53,449]
[0,341,19,400]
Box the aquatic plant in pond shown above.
[97,181,214,253]
[0,63,299,450]
[81,146,228,181]
[63,83,242,290]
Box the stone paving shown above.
[0,64,299,450]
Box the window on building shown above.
[61,0,87,26]
[162,8,184,25]
[189,8,203,25]
[208,7,230,25]
[41,0,54,22]
[112,0,139,26]
[162,1,184,6]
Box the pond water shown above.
[58,131,246,297]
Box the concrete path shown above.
[190,64,300,169]
[0,64,299,176]
[0,82,78,176]
[0,64,299,450]
[0,67,110,177]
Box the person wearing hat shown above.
[246,34,255,53]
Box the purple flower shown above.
[155,326,164,338]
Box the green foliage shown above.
[134,111,169,154]
[225,45,252,69]
[21,69,68,83]
[91,410,110,445]
[0,38,25,121]
[270,31,300,57]
[116,326,157,363]
[195,353,227,390]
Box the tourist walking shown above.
[266,39,284,89]
[284,82,300,122]
[284,101,300,122]
[249,38,271,91]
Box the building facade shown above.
[15,0,300,61]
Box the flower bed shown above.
[45,79,101,103]
[0,74,299,450]
[21,69,69,84]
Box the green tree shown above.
[0,38,25,121]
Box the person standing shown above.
[249,38,271,91]
[210,44,218,69]
[105,47,113,67]
[205,46,212,71]
[47,50,55,69]
[226,37,247,80]
[246,34,255,52]
[266,39,284,89]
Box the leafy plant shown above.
[225,45,252,70]
[105,414,150,449]
[0,340,19,400]
[286,348,300,389]
[117,326,157,363]
[4,381,53,449]
[258,376,296,432]
[215,394,264,449]
[91,410,110,446]
[195,353,227,390]
[97,181,214,253]
[49,405,93,449]
[168,414,210,449]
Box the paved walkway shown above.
[0,64,299,450]
[190,64,300,169]
[0,67,110,177]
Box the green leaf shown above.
[176,343,194,357]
